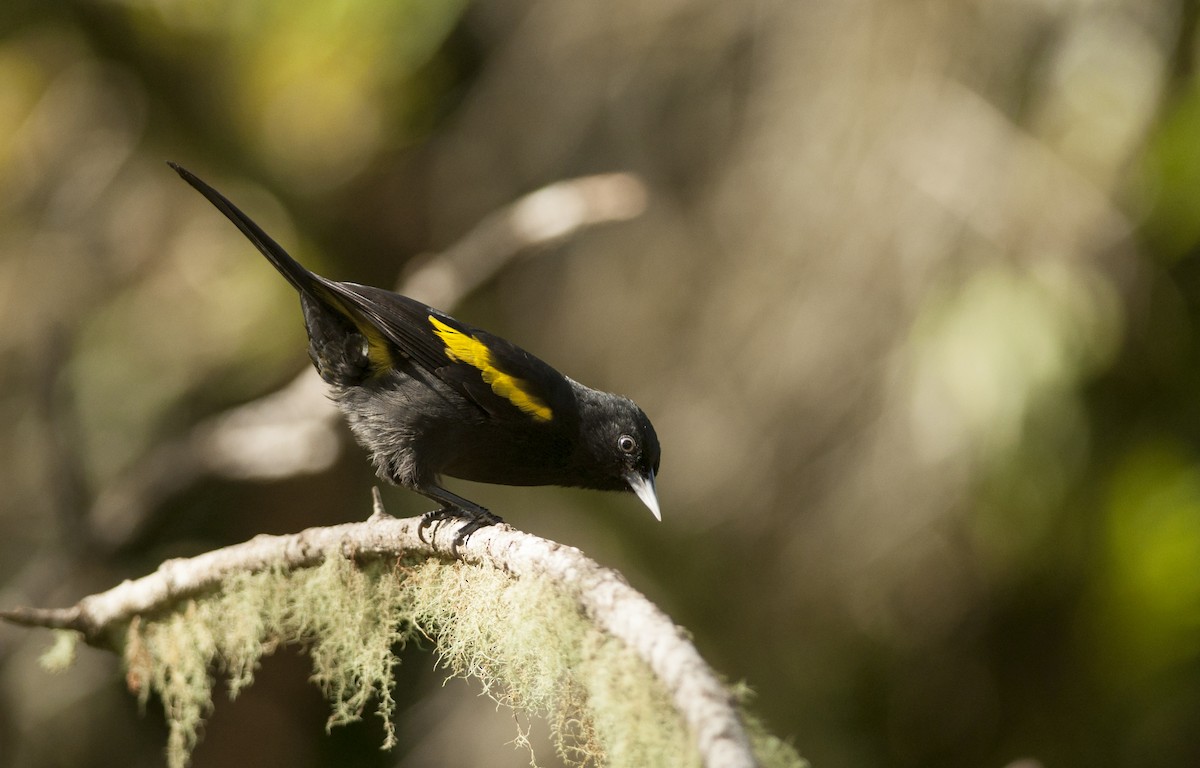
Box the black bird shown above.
[169,163,661,544]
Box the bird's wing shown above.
[331,283,569,424]
[167,164,568,423]
[325,282,450,374]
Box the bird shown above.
[168,163,661,546]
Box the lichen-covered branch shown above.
[3,504,795,768]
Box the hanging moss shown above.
[74,553,806,768]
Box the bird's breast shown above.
[439,423,575,487]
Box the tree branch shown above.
[4,506,760,768]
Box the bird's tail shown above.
[168,163,327,303]
[170,162,403,382]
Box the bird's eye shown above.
[617,435,637,454]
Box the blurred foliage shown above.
[3,0,1200,767]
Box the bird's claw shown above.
[450,510,503,551]
[418,507,503,553]
[418,507,460,543]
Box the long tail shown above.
[168,163,326,302]
[170,162,405,382]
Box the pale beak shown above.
[626,470,661,521]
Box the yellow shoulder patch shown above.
[429,315,553,421]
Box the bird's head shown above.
[573,386,661,520]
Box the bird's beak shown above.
[626,470,661,521]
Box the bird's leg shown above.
[415,485,504,550]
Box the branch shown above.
[87,172,648,550]
[399,172,648,308]
[4,505,765,768]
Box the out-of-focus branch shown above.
[4,503,758,768]
[400,172,647,307]
[87,173,648,550]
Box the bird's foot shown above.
[417,506,504,552]
[451,509,504,551]
[418,507,462,543]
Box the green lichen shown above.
[114,554,804,768]
[38,629,80,672]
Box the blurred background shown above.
[2,0,1200,766]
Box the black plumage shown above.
[169,164,661,544]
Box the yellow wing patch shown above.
[429,315,553,421]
